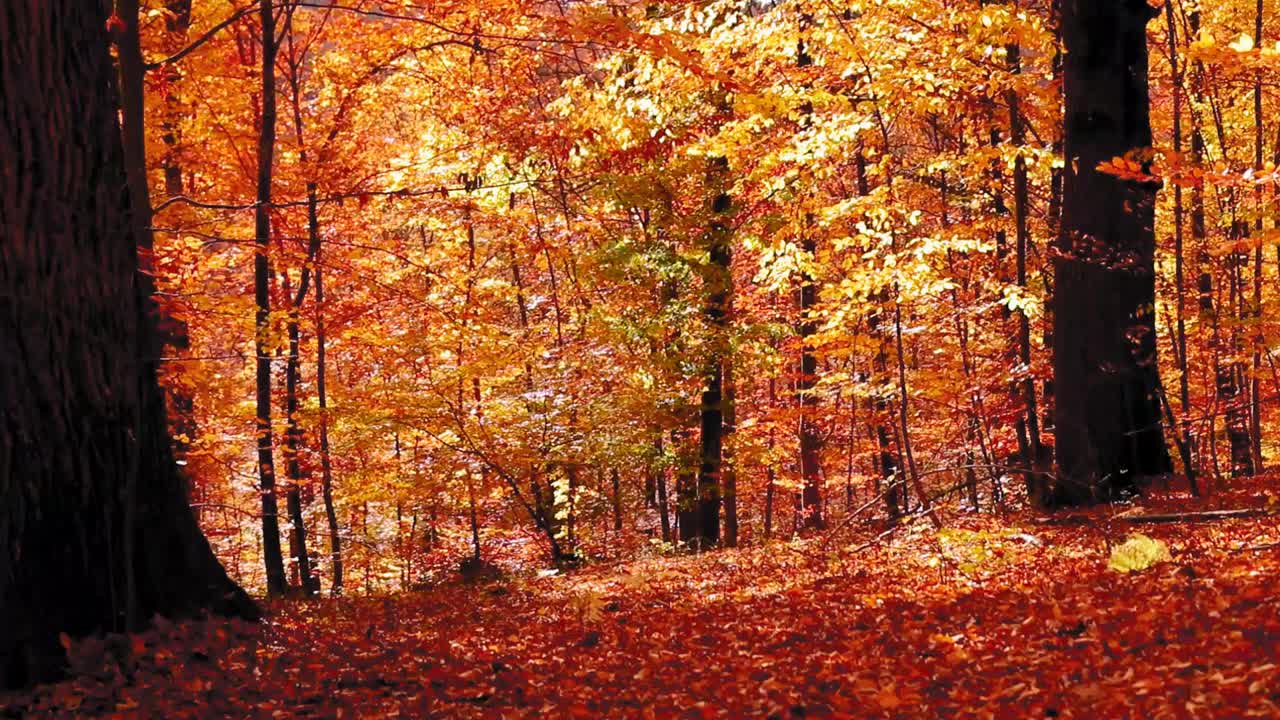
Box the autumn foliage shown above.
[8,0,1280,713]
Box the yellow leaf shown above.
[1108,533,1172,573]
[1231,33,1255,52]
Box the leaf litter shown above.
[6,488,1280,719]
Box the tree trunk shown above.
[1164,0,1198,494]
[1052,0,1172,504]
[315,260,342,595]
[1251,0,1266,475]
[1007,39,1047,501]
[798,227,824,529]
[280,54,327,597]
[159,0,192,199]
[253,0,288,595]
[675,430,698,544]
[611,468,623,533]
[0,0,256,687]
[114,0,200,498]
[796,24,824,530]
[655,433,672,543]
[283,301,316,595]
[722,362,739,547]
[692,153,731,549]
[764,377,777,540]
[855,150,902,520]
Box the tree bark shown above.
[1007,38,1047,501]
[1052,0,1172,504]
[113,0,201,500]
[691,153,731,549]
[254,0,288,595]
[1250,0,1266,475]
[611,468,624,533]
[315,260,342,595]
[796,23,824,530]
[655,433,672,543]
[722,362,739,547]
[280,45,324,597]
[1164,0,1198,493]
[0,0,256,688]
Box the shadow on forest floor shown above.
[6,478,1280,718]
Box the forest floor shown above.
[7,483,1280,719]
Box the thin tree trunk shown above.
[855,149,902,520]
[1007,36,1046,501]
[655,433,671,543]
[1165,0,1198,493]
[764,377,777,540]
[611,468,623,533]
[152,0,199,492]
[723,359,738,546]
[844,391,857,511]
[796,25,824,529]
[693,151,731,549]
[253,0,287,596]
[1251,0,1266,474]
[282,278,315,595]
[892,298,939,528]
[675,429,697,544]
[1187,9,1249,482]
[114,0,200,489]
[1188,9,1221,485]
[315,258,342,595]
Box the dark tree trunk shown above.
[1223,226,1255,478]
[690,154,732,549]
[764,376,777,540]
[610,468,623,533]
[854,150,902,520]
[798,228,824,529]
[0,0,256,688]
[655,434,672,543]
[281,274,316,596]
[644,461,657,509]
[1007,40,1047,501]
[1052,0,1172,504]
[159,0,191,199]
[796,23,824,530]
[280,61,324,597]
[1251,0,1266,475]
[1187,9,1224,483]
[722,362,738,547]
[868,301,902,519]
[113,0,198,494]
[1164,0,1198,494]
[315,261,342,595]
[254,0,288,595]
[675,430,698,544]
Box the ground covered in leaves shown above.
[7,490,1280,718]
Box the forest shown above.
[3,0,1280,716]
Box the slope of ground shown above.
[5,488,1280,719]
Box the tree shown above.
[795,19,824,530]
[1052,0,1172,504]
[0,0,256,688]
[253,0,289,596]
[689,153,731,548]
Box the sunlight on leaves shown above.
[1108,533,1172,574]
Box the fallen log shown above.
[1120,508,1269,524]
[1036,507,1270,526]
